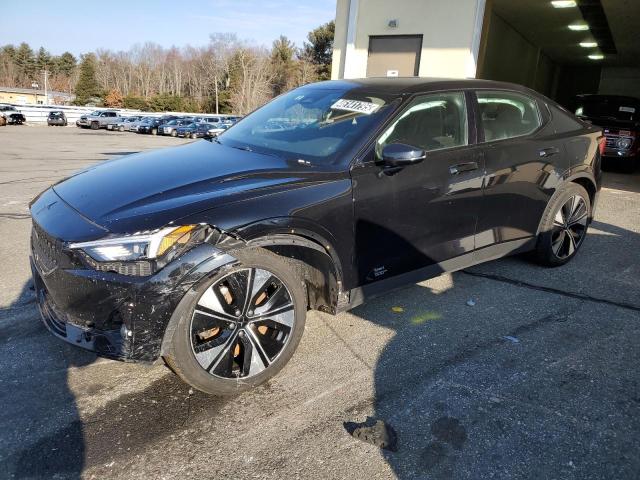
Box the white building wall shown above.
[332,0,486,80]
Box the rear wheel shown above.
[190,133,197,139]
[118,125,125,132]
[164,248,307,395]
[151,127,158,135]
[534,183,590,267]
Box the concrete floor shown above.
[0,126,639,479]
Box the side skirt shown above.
[342,237,536,312]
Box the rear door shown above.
[351,91,484,284]
[474,90,569,248]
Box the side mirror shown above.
[381,143,427,167]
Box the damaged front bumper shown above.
[30,237,236,363]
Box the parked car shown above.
[76,110,122,130]
[47,111,67,126]
[207,122,231,137]
[158,118,193,136]
[128,116,151,132]
[29,78,602,395]
[108,116,141,132]
[137,115,181,135]
[176,122,213,139]
[574,94,640,172]
[0,104,26,125]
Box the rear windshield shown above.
[575,97,639,122]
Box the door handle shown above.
[449,162,478,175]
[539,147,560,157]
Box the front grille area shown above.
[31,224,63,274]
[605,135,617,148]
[31,223,80,272]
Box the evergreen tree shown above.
[74,53,101,105]
[14,42,36,82]
[36,47,52,71]
[55,52,77,76]
[302,21,335,80]
[271,36,296,96]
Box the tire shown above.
[90,121,99,130]
[119,126,125,132]
[190,133,197,139]
[171,130,177,137]
[164,248,307,395]
[534,183,591,267]
[151,128,158,136]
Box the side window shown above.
[376,92,468,156]
[477,91,541,141]
[548,104,584,133]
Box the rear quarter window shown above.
[548,104,585,133]
[476,91,541,142]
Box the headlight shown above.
[70,225,200,262]
[617,137,632,150]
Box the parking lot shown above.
[1,125,639,479]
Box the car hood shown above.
[52,141,319,234]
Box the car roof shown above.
[576,94,640,103]
[305,77,540,96]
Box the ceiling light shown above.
[580,41,598,48]
[551,1,576,8]
[588,54,604,60]
[569,24,589,31]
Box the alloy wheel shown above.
[550,195,588,259]
[190,268,295,379]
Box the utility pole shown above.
[214,74,219,114]
[43,69,49,104]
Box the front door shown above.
[351,91,484,285]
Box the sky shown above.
[1,0,337,55]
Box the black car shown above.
[137,116,177,135]
[47,111,67,126]
[574,94,639,172]
[176,122,212,139]
[30,78,602,395]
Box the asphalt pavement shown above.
[0,126,639,479]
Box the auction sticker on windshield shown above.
[331,99,381,115]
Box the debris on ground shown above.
[503,335,520,343]
[466,299,476,307]
[344,417,398,452]
[391,306,404,313]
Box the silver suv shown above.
[76,110,121,130]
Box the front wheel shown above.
[151,127,158,136]
[534,183,591,267]
[164,248,307,395]
[190,133,197,139]
[90,121,99,130]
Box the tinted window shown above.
[376,91,468,155]
[549,104,584,133]
[477,91,540,141]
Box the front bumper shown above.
[30,218,235,362]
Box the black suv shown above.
[574,94,639,172]
[30,78,602,395]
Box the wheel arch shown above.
[235,219,345,314]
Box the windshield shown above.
[218,86,397,163]
[575,97,639,122]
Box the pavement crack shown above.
[462,270,640,312]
